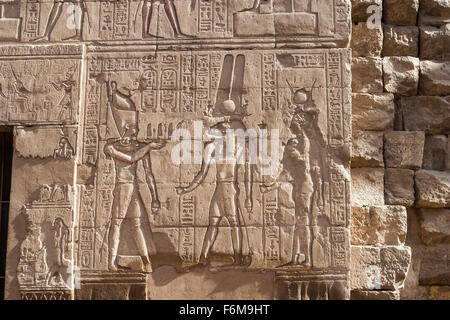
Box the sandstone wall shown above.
[350,0,449,300]
[0,0,448,300]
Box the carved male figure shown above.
[142,0,193,38]
[177,100,253,266]
[52,69,77,121]
[104,81,165,272]
[33,0,90,42]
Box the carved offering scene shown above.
[78,49,351,298]
[0,49,82,125]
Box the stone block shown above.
[423,135,449,171]
[352,131,384,167]
[384,168,415,207]
[351,205,407,246]
[419,245,450,285]
[351,290,400,300]
[420,26,450,60]
[419,0,450,26]
[420,60,450,96]
[415,170,450,207]
[383,0,419,25]
[383,57,420,96]
[352,94,395,131]
[352,57,384,93]
[351,0,383,22]
[401,96,450,134]
[383,26,419,57]
[351,168,385,206]
[233,12,275,37]
[384,131,425,169]
[420,208,450,245]
[274,12,317,36]
[351,23,383,57]
[350,246,411,290]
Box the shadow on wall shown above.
[149,265,275,300]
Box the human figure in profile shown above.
[104,81,165,272]
[142,0,194,38]
[32,0,91,42]
[176,99,253,266]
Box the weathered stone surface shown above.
[384,168,415,207]
[352,57,384,93]
[351,23,383,57]
[380,246,412,290]
[419,0,450,26]
[352,94,395,131]
[351,0,383,22]
[447,136,450,170]
[419,245,450,285]
[350,246,381,290]
[420,60,450,96]
[0,0,352,47]
[429,286,450,300]
[420,209,450,245]
[351,206,407,246]
[5,44,353,300]
[423,135,449,171]
[352,131,384,167]
[148,266,275,300]
[415,170,450,207]
[383,0,419,25]
[384,131,425,169]
[15,126,77,159]
[351,289,400,300]
[401,96,450,134]
[351,168,385,206]
[0,46,82,126]
[383,57,420,96]
[420,26,450,60]
[383,26,419,57]
[351,246,411,290]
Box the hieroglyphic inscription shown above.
[179,195,195,264]
[262,53,278,112]
[198,0,228,34]
[263,190,281,263]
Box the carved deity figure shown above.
[53,137,74,159]
[177,100,253,266]
[283,111,314,266]
[52,68,77,122]
[33,0,90,42]
[285,82,325,267]
[104,81,165,272]
[142,0,194,38]
[260,81,325,267]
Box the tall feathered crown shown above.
[108,81,138,138]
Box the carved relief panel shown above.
[0,45,82,125]
[0,0,350,47]
[2,1,353,300]
[76,48,351,298]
